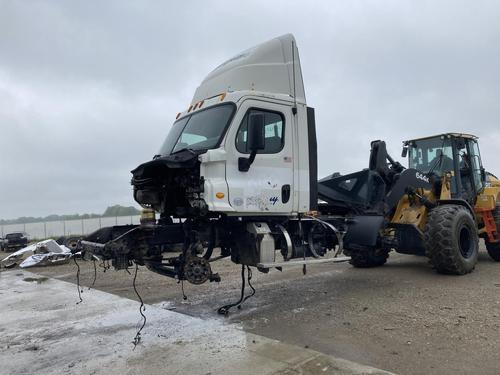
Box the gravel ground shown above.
[2,245,500,375]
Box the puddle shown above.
[23,277,49,284]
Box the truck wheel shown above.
[485,204,500,261]
[424,205,478,275]
[348,248,389,268]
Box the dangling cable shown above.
[132,263,146,349]
[88,259,97,290]
[98,259,109,273]
[240,266,256,306]
[217,265,246,315]
[217,265,256,315]
[181,280,187,300]
[73,256,83,304]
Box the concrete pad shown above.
[0,270,393,375]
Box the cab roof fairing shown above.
[403,133,478,146]
[191,34,306,107]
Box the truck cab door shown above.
[224,100,295,214]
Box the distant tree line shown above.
[0,205,141,225]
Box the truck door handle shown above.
[282,184,291,204]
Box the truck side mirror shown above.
[239,113,266,172]
[401,146,408,158]
[247,113,265,151]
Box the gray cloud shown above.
[1,0,500,219]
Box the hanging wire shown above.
[73,256,83,304]
[88,259,97,290]
[132,263,147,349]
[181,280,188,300]
[241,266,256,306]
[217,265,256,315]
[98,259,110,272]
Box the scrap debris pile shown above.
[1,239,74,269]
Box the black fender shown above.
[343,215,385,248]
[385,168,433,212]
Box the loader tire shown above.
[485,204,500,261]
[424,205,478,275]
[349,248,389,268]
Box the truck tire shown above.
[485,204,500,261]
[348,248,389,268]
[424,205,478,275]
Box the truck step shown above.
[257,256,351,269]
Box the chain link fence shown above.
[0,216,141,240]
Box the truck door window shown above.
[236,109,285,154]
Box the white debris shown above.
[1,239,73,269]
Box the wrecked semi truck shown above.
[80,34,500,285]
[81,34,350,284]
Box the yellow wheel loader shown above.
[319,133,500,275]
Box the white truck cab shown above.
[161,34,315,216]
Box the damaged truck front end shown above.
[81,104,236,284]
[132,149,207,218]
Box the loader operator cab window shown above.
[236,109,284,154]
[466,139,484,192]
[408,138,454,176]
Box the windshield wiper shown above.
[170,147,196,155]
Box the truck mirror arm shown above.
[238,150,258,172]
[238,113,265,172]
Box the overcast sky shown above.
[1,0,500,219]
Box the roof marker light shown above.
[220,93,226,101]
[176,112,181,119]
[199,100,204,108]
[188,105,193,112]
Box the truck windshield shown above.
[158,104,235,155]
[408,138,454,175]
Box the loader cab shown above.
[403,133,486,204]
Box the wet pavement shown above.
[0,270,392,375]
[3,245,500,374]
